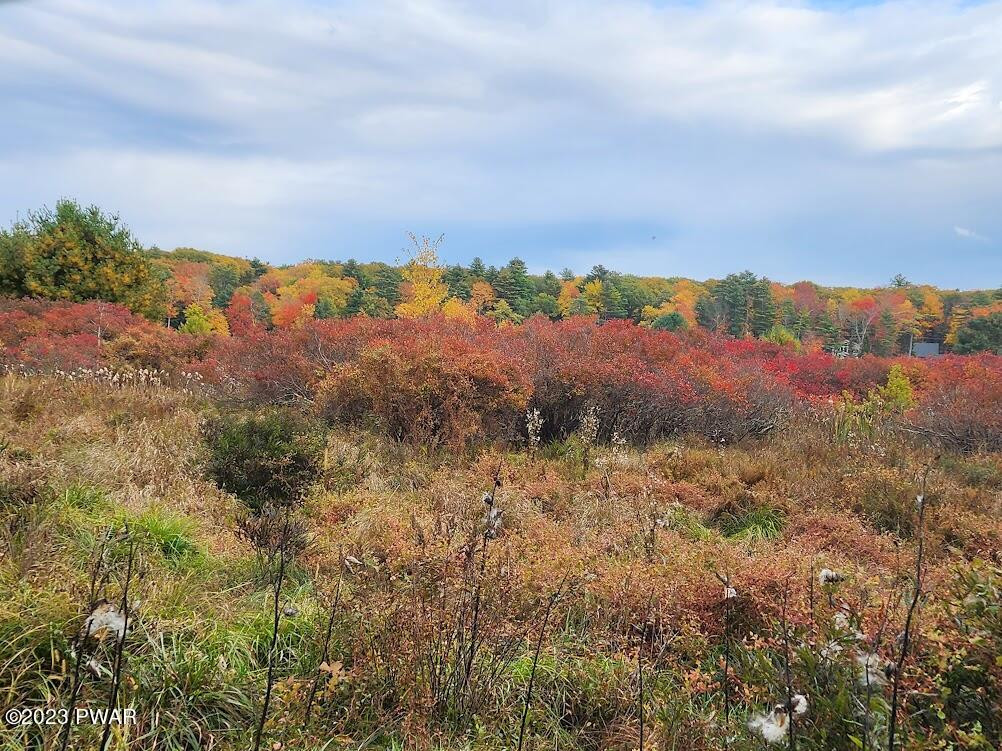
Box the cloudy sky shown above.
[1,0,1000,286]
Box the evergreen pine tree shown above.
[209,265,240,308]
[372,264,403,306]
[314,297,339,319]
[601,281,628,319]
[539,271,561,297]
[443,264,472,300]
[343,286,365,317]
[750,279,776,337]
[469,257,487,280]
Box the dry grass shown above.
[1,373,1000,750]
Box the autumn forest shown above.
[2,201,1000,356]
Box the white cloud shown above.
[8,0,998,153]
[0,0,1000,283]
[954,226,990,243]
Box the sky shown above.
[1,0,1000,287]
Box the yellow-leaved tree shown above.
[442,296,475,323]
[470,281,496,314]
[395,234,450,318]
[581,279,605,314]
[556,280,581,317]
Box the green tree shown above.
[179,303,213,334]
[714,272,756,336]
[371,264,403,308]
[695,295,724,331]
[708,272,775,337]
[341,259,372,290]
[567,296,593,316]
[873,308,899,356]
[209,265,240,308]
[779,299,797,328]
[359,287,394,318]
[891,273,912,288]
[813,310,840,346]
[314,297,340,319]
[872,364,915,412]
[0,200,163,317]
[600,281,628,319]
[651,312,687,331]
[494,258,533,315]
[585,265,611,283]
[750,278,776,336]
[614,275,654,321]
[443,264,473,300]
[954,312,1002,354]
[486,298,523,326]
[241,257,269,284]
[762,324,796,346]
[469,257,487,280]
[536,270,562,298]
[529,292,560,319]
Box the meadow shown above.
[1,298,1001,750]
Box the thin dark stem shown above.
[60,528,110,751]
[305,563,344,723]
[808,559,816,637]
[713,571,734,749]
[516,576,565,751]
[888,463,932,751]
[782,577,796,751]
[723,575,732,749]
[862,592,893,751]
[460,464,502,707]
[638,589,654,751]
[99,535,136,751]
[253,513,290,751]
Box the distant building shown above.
[911,341,941,358]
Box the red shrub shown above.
[315,318,531,448]
[519,318,793,442]
[16,332,103,371]
[199,327,316,401]
[0,298,198,373]
[224,293,258,336]
[104,326,210,371]
[3,297,999,452]
[907,354,1002,451]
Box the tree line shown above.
[1,200,1000,355]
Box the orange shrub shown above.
[315,323,531,449]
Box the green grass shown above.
[663,506,718,542]
[132,509,203,566]
[716,507,786,541]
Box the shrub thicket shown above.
[204,411,323,511]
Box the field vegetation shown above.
[2,300,1001,750]
[0,202,1000,750]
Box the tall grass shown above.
[1,373,1000,750]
